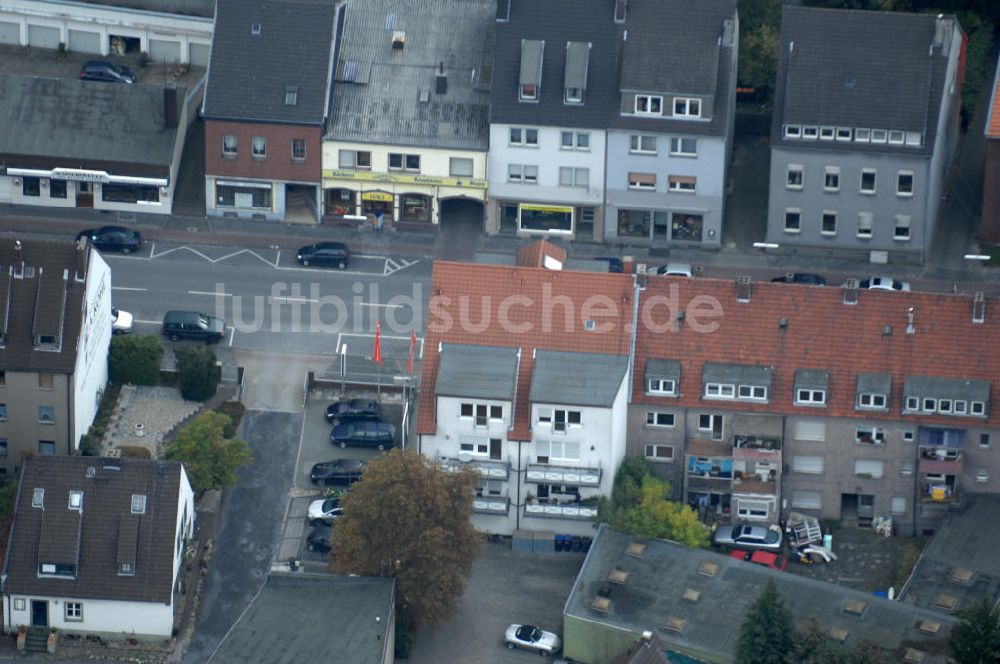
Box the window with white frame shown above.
[981,434,991,449]
[338,149,371,170]
[803,126,818,139]
[792,455,824,474]
[704,383,735,399]
[509,127,539,146]
[291,138,306,161]
[897,171,914,196]
[668,175,696,193]
[698,414,723,440]
[508,164,538,183]
[857,393,887,410]
[820,126,835,140]
[630,134,657,154]
[821,210,837,236]
[890,497,907,514]
[646,412,675,427]
[796,389,826,406]
[795,421,826,441]
[449,157,474,177]
[644,444,674,462]
[673,97,701,117]
[647,378,675,395]
[635,95,663,115]
[894,215,911,240]
[628,172,656,190]
[784,209,801,233]
[737,501,770,519]
[855,427,885,445]
[786,165,803,189]
[824,167,840,192]
[65,602,82,621]
[857,212,874,238]
[388,153,421,172]
[251,136,266,158]
[784,125,801,138]
[459,436,489,455]
[854,459,884,478]
[977,468,990,483]
[855,128,871,142]
[860,169,877,194]
[538,408,581,432]
[737,385,768,400]
[900,460,913,475]
[903,430,914,442]
[490,405,503,420]
[670,137,697,156]
[836,127,853,142]
[560,131,590,150]
[888,130,905,145]
[559,167,589,188]
[871,129,888,143]
[972,401,986,415]
[222,134,238,156]
[791,490,822,510]
[536,440,581,462]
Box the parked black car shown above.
[770,273,827,286]
[79,60,135,84]
[325,399,381,423]
[330,420,396,451]
[306,523,333,553]
[296,242,350,269]
[309,458,366,486]
[161,310,226,343]
[75,226,142,253]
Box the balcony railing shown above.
[920,480,960,504]
[687,476,732,493]
[733,435,782,451]
[438,457,510,480]
[473,496,510,515]
[524,502,598,520]
[526,464,601,487]
[731,477,777,495]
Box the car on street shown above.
[309,458,366,486]
[330,420,396,451]
[296,242,350,269]
[652,263,693,277]
[325,398,381,423]
[79,60,135,84]
[770,273,827,286]
[307,496,343,525]
[75,226,142,253]
[306,523,333,553]
[730,549,789,571]
[712,524,783,553]
[504,624,562,655]
[161,310,226,343]
[112,308,134,335]
[858,276,911,291]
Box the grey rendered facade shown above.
[765,8,963,261]
[0,371,72,476]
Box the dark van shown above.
[330,420,396,451]
[162,311,225,343]
[296,242,350,269]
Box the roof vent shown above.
[418,89,430,103]
[641,630,653,642]
[591,596,611,614]
[584,319,596,331]
[935,594,958,611]
[392,31,405,49]
[697,561,720,577]
[85,466,96,479]
[251,23,261,35]
[829,627,849,643]
[664,617,687,633]
[950,567,973,584]
[917,620,942,635]
[608,567,630,586]
[843,278,859,305]
[903,648,926,664]
[625,542,646,558]
[844,600,867,616]
[436,62,447,95]
[906,307,915,335]
[778,318,788,329]
[883,325,892,336]
[973,291,985,324]
[682,588,701,604]
[736,276,752,303]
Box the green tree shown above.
[108,334,162,385]
[950,597,1000,664]
[175,345,220,402]
[735,580,797,664]
[165,411,251,493]
[738,0,782,92]
[331,449,481,628]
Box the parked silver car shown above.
[711,523,783,552]
[504,624,561,655]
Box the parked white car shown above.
[112,308,134,334]
[504,624,561,655]
[652,263,693,277]
[858,276,911,291]
[307,497,343,525]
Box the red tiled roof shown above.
[633,278,1000,428]
[516,239,567,268]
[416,262,634,438]
[987,54,1000,138]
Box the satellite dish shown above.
[457,453,473,463]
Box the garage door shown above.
[148,38,181,64]
[0,21,19,45]
[67,29,100,54]
[27,24,59,50]
[189,42,210,67]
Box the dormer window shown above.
[563,41,590,105]
[857,393,887,409]
[251,23,262,35]
[673,97,700,118]
[635,95,662,115]
[68,490,83,511]
[118,562,135,576]
[519,40,544,102]
[702,363,771,403]
[32,488,44,508]
[284,86,298,106]
[903,377,990,418]
[131,494,147,514]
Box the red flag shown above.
[407,330,417,373]
[373,321,382,366]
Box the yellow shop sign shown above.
[322,169,487,189]
[361,191,394,202]
[521,204,574,214]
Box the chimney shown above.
[735,275,752,303]
[163,86,178,129]
[392,31,405,49]
[843,278,859,305]
[973,291,985,324]
[622,255,633,274]
[906,307,916,335]
[933,14,948,49]
[435,62,447,95]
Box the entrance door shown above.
[31,600,47,628]
[76,182,94,208]
[489,438,501,461]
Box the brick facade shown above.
[204,120,322,183]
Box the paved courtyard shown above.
[104,385,201,455]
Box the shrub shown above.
[175,345,220,402]
[109,335,163,385]
[214,401,246,438]
[117,446,152,459]
[894,543,921,591]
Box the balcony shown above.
[473,495,510,515]
[687,476,732,493]
[920,476,961,504]
[526,464,601,487]
[732,476,777,496]
[733,434,782,455]
[439,457,510,480]
[524,502,598,520]
[918,448,964,475]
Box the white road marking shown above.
[269,296,319,304]
[356,302,408,309]
[228,326,235,347]
[112,286,148,292]
[188,290,233,297]
[383,258,420,276]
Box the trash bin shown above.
[581,536,593,553]
[554,534,569,552]
[571,536,582,552]
[823,533,833,551]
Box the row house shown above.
[630,275,999,536]
[417,261,635,536]
[321,0,495,230]
[766,7,964,262]
[981,51,1000,245]
[202,0,336,223]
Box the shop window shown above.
[617,209,650,238]
[22,177,41,197]
[217,184,272,209]
[520,205,572,233]
[399,194,431,223]
[324,189,356,216]
[671,213,703,241]
[49,180,67,198]
[102,184,159,204]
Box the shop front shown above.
[5,167,170,214]
[361,191,394,218]
[211,179,275,219]
[610,207,706,244]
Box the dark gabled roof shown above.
[203,0,335,124]
[436,344,519,400]
[325,0,496,150]
[530,350,628,407]
[490,0,620,128]
[79,0,215,18]
[0,239,90,374]
[208,573,394,664]
[771,6,956,155]
[4,457,186,604]
[0,76,184,175]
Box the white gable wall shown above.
[5,595,173,639]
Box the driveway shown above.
[408,544,584,664]
[182,410,303,663]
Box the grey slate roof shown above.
[202,0,335,124]
[0,239,89,374]
[771,6,954,155]
[566,525,956,663]
[436,344,519,400]
[903,375,991,402]
[794,369,829,391]
[901,495,1000,613]
[79,0,215,18]
[644,359,680,380]
[325,0,496,150]
[529,350,627,407]
[0,76,184,176]
[857,372,892,395]
[702,362,772,387]
[3,457,185,604]
[208,573,394,664]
